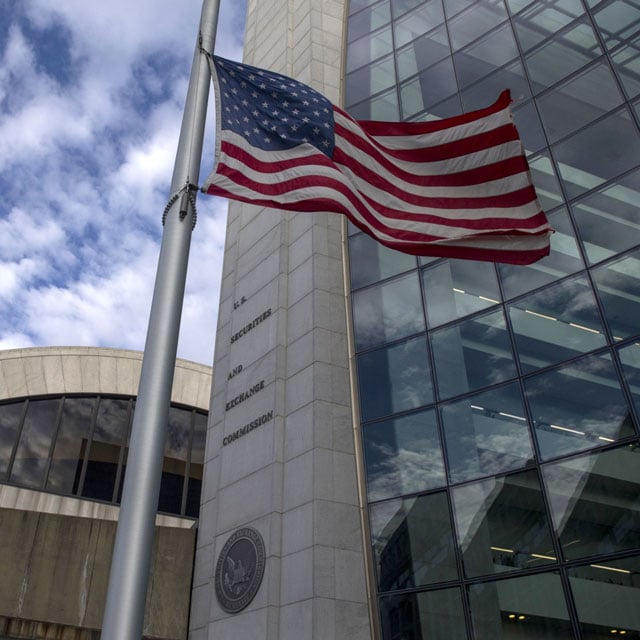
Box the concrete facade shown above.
[0,347,212,640]
[0,346,212,410]
[191,1,372,638]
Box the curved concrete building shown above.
[0,347,211,640]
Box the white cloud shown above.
[0,0,246,365]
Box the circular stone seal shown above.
[214,527,266,613]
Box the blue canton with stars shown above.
[213,56,335,158]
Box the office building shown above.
[194,0,640,638]
[0,347,211,640]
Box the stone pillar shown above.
[189,1,372,639]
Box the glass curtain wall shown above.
[0,394,206,518]
[345,0,640,638]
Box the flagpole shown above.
[100,1,219,639]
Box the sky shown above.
[0,0,246,366]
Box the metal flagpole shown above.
[100,0,219,638]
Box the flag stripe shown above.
[217,134,546,225]
[210,149,550,239]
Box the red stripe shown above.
[336,119,519,163]
[342,90,512,136]
[218,145,540,213]
[211,160,548,234]
[334,144,530,188]
[220,140,332,174]
[206,183,549,265]
[222,138,530,188]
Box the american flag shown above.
[203,56,552,265]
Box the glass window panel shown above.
[431,308,517,400]
[592,249,640,341]
[348,0,390,42]
[512,100,547,154]
[394,0,445,48]
[370,492,458,590]
[536,61,624,143]
[46,397,95,495]
[352,272,425,350]
[350,0,380,14]
[452,469,556,577]
[568,556,640,639]
[9,398,60,489]
[505,0,536,14]
[498,208,584,299]
[454,22,518,89]
[526,352,635,460]
[571,167,640,264]
[379,588,467,640]
[468,572,573,639]
[186,412,206,517]
[528,151,565,212]
[509,274,607,373]
[396,26,450,81]
[553,107,640,200]
[440,382,534,483]
[612,40,640,99]
[159,406,191,515]
[513,0,587,52]
[422,260,500,328]
[618,341,640,417]
[0,401,24,479]
[346,26,393,73]
[542,444,640,560]
[363,408,445,501]
[421,93,463,119]
[400,57,458,118]
[345,55,396,106]
[347,86,399,120]
[357,335,434,421]
[349,231,417,290]
[82,397,130,501]
[391,0,427,18]
[460,59,531,111]
[524,20,602,91]
[448,3,509,51]
[593,0,640,45]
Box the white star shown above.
[313,127,320,134]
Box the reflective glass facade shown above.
[345,0,640,637]
[0,394,206,517]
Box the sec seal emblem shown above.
[214,527,266,613]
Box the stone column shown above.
[189,1,373,639]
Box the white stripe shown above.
[209,157,549,239]
[212,144,544,224]
[336,130,526,179]
[213,133,536,204]
[336,109,513,150]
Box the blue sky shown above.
[0,0,245,365]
